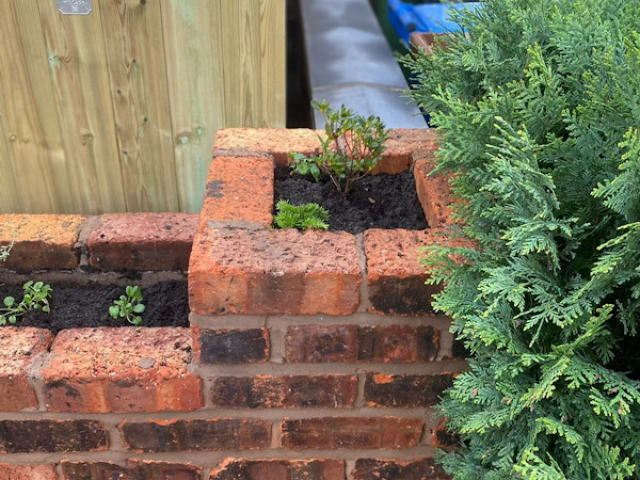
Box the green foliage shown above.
[404,0,640,478]
[273,200,329,230]
[290,99,389,194]
[109,286,145,326]
[0,239,13,263]
[0,281,52,325]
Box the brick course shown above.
[87,213,197,271]
[41,328,202,413]
[61,461,202,480]
[193,327,269,365]
[281,417,423,450]
[0,420,108,453]
[209,459,345,480]
[365,373,454,408]
[119,418,271,452]
[210,375,357,409]
[352,458,449,480]
[0,327,53,412]
[0,214,85,271]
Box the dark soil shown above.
[0,281,189,334]
[274,166,428,234]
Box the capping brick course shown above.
[209,459,345,480]
[41,328,202,413]
[0,214,85,271]
[118,418,271,452]
[189,228,361,316]
[87,213,198,271]
[0,327,53,412]
[281,417,424,450]
[413,158,456,228]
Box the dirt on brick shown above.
[274,166,428,234]
[0,281,189,334]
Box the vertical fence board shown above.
[39,0,126,213]
[0,1,63,213]
[220,0,262,127]
[161,0,226,212]
[99,0,179,212]
[259,0,286,128]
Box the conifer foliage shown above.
[405,0,640,478]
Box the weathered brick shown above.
[192,327,269,365]
[0,420,108,453]
[87,213,197,271]
[0,214,85,271]
[352,458,449,480]
[209,459,344,480]
[372,129,439,175]
[364,229,441,315]
[364,373,454,408]
[61,460,201,480]
[431,420,461,449]
[281,417,423,450]
[119,418,271,452]
[285,325,359,363]
[213,128,321,165]
[0,464,58,480]
[358,325,439,363]
[189,228,361,316]
[199,156,274,230]
[0,327,53,412]
[285,325,439,363]
[413,158,456,228]
[41,328,203,413]
[210,375,357,409]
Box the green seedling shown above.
[0,239,14,262]
[273,200,329,230]
[290,100,389,194]
[0,281,52,325]
[109,285,145,326]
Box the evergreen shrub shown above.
[405,0,640,478]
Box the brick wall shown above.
[0,129,465,480]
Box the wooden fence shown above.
[0,0,285,214]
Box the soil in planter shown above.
[274,166,429,234]
[0,281,189,334]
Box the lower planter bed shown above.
[0,129,465,480]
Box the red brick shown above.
[210,375,357,409]
[352,458,449,480]
[285,325,359,363]
[285,325,439,363]
[189,228,361,316]
[199,156,274,230]
[61,460,201,480]
[0,214,85,271]
[281,417,423,450]
[0,327,53,412]
[413,158,456,228]
[431,419,461,449]
[213,128,322,166]
[87,213,197,271]
[209,459,344,480]
[364,373,454,408]
[119,418,271,452]
[372,129,439,175]
[41,327,202,413]
[193,327,270,365]
[364,229,442,315]
[0,420,108,453]
[0,464,58,480]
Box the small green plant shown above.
[273,200,329,230]
[0,239,13,263]
[0,281,52,325]
[109,285,145,326]
[290,100,389,194]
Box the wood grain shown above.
[259,0,286,128]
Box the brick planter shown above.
[0,129,464,480]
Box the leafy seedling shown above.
[109,285,145,326]
[273,200,330,230]
[0,281,52,325]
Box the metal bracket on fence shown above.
[57,0,92,15]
